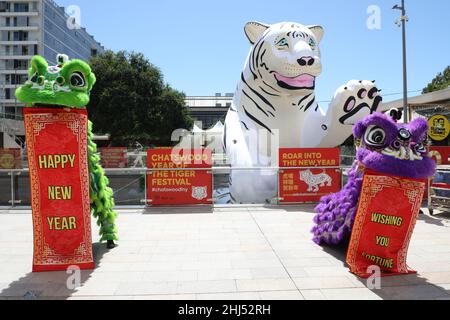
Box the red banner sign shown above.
[346,170,426,278]
[100,147,128,168]
[0,148,21,169]
[429,146,450,165]
[24,108,94,272]
[279,148,341,203]
[147,149,213,206]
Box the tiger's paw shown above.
[331,80,383,125]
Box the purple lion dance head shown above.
[312,112,436,246]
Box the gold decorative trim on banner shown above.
[24,109,93,270]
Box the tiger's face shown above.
[245,22,324,95]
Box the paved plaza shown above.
[0,206,450,300]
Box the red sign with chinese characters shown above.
[24,108,94,272]
[279,148,341,203]
[100,147,128,168]
[429,146,450,165]
[147,149,213,206]
[0,148,21,169]
[346,170,426,278]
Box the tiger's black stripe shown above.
[242,90,270,118]
[241,121,249,130]
[255,42,265,72]
[243,106,273,134]
[259,86,280,97]
[298,94,313,107]
[303,97,316,112]
[241,73,276,112]
[250,38,264,80]
[262,80,281,93]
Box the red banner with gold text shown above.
[346,170,426,278]
[279,148,341,203]
[147,149,213,205]
[24,108,94,272]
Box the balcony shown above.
[0,11,39,17]
[0,25,40,32]
[0,69,28,75]
[0,40,39,45]
[0,99,21,105]
[0,55,33,60]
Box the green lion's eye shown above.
[276,38,289,49]
[29,72,38,83]
[309,38,316,49]
[56,76,65,86]
[70,72,86,88]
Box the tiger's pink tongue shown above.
[275,73,315,88]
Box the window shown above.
[14,3,29,13]
[0,2,10,12]
[14,60,28,69]
[13,31,28,41]
[5,107,16,119]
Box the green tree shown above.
[423,66,450,94]
[88,51,193,146]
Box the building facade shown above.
[185,93,233,130]
[0,0,104,148]
[382,86,450,146]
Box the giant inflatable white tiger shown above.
[224,21,382,204]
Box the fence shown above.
[0,165,354,209]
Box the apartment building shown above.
[0,0,104,148]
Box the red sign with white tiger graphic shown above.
[279,148,341,203]
[147,149,213,206]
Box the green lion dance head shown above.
[15,54,96,108]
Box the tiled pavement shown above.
[0,206,450,300]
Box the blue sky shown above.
[57,0,449,103]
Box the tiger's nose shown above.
[298,57,315,66]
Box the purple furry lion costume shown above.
[312,112,436,245]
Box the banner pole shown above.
[10,170,14,208]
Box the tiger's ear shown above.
[307,25,324,43]
[244,22,270,45]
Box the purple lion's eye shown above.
[364,125,386,147]
[392,140,402,149]
[415,143,427,154]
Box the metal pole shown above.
[401,0,408,123]
[10,170,15,208]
